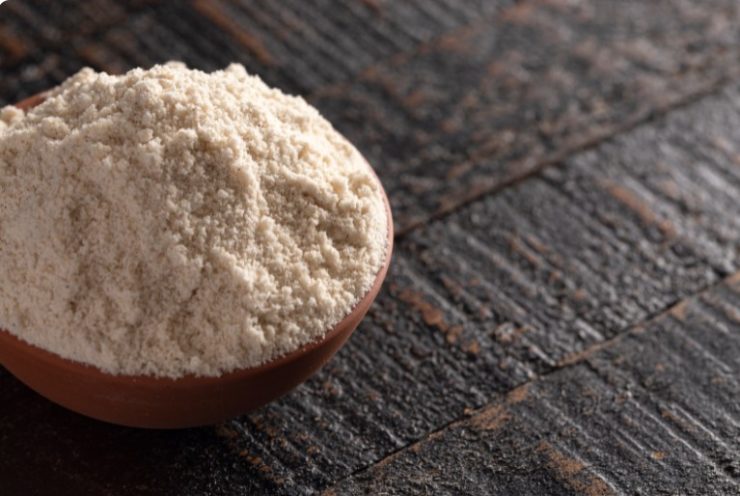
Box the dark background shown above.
[2,1,740,494]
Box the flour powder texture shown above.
[0,63,388,378]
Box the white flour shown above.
[0,63,387,378]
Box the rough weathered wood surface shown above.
[2,1,740,495]
[329,275,740,495]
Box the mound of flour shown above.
[0,63,387,378]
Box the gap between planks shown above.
[391,69,740,238]
[320,270,740,493]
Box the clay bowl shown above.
[0,93,394,428]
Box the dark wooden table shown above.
[2,1,740,494]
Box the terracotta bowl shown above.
[0,93,394,428]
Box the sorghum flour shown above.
[0,63,387,378]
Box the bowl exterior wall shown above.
[0,310,363,428]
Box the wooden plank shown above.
[192,0,512,92]
[326,275,740,495]
[0,4,300,105]
[1,0,511,102]
[212,84,740,492]
[1,0,142,44]
[63,0,511,97]
[400,84,740,369]
[68,3,308,96]
[70,6,243,75]
[311,0,740,230]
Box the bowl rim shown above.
[0,91,394,387]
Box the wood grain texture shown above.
[313,0,740,230]
[0,0,151,46]
[213,83,740,493]
[0,0,158,104]
[327,275,740,495]
[70,1,305,92]
[191,0,512,92]
[0,0,512,104]
[0,1,266,103]
[1,1,740,495]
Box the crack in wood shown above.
[393,72,740,238]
